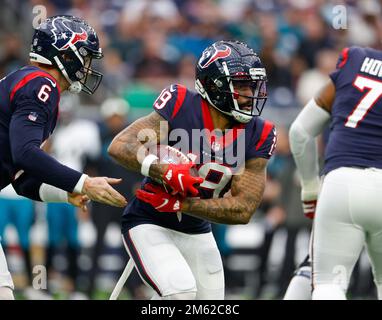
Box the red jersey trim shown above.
[10,70,60,102]
[338,47,349,69]
[171,84,187,119]
[201,99,245,149]
[255,120,274,151]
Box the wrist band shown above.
[39,183,69,203]
[73,174,88,194]
[141,154,159,177]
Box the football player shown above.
[0,15,127,300]
[108,40,277,300]
[289,46,382,299]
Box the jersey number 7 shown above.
[345,75,382,128]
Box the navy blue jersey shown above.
[0,65,82,195]
[323,47,382,175]
[122,84,276,234]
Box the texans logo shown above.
[198,44,231,69]
[51,17,88,51]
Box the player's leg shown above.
[359,169,382,300]
[0,243,14,300]
[177,231,225,300]
[123,224,197,300]
[45,203,65,289]
[366,231,382,300]
[12,199,34,285]
[312,168,365,300]
[65,204,81,295]
[283,254,312,300]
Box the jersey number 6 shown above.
[37,84,52,103]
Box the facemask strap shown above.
[222,61,241,113]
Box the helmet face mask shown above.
[195,40,267,123]
[30,15,103,95]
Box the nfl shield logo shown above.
[211,141,221,152]
[28,112,38,122]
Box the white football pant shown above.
[0,241,14,299]
[123,224,224,300]
[312,167,382,300]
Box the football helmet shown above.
[195,40,267,123]
[30,15,103,94]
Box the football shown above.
[152,145,199,189]
[156,144,192,165]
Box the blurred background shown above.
[0,0,381,300]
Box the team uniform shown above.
[313,46,382,297]
[0,65,83,195]
[122,84,276,299]
[0,65,84,290]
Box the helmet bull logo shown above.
[51,17,88,51]
[198,44,231,69]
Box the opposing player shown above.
[0,15,127,300]
[108,40,276,300]
[289,46,382,299]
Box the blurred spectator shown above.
[296,48,338,105]
[85,97,143,298]
[0,33,24,76]
[0,185,36,298]
[45,95,101,300]
[297,13,334,68]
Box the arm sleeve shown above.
[9,78,82,192]
[289,99,331,197]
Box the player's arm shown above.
[137,158,267,225]
[108,111,169,181]
[9,79,126,207]
[11,172,88,210]
[182,158,267,224]
[108,111,203,196]
[288,80,334,218]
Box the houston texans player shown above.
[289,46,382,300]
[0,16,127,300]
[108,40,276,300]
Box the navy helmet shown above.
[195,40,267,123]
[30,15,103,95]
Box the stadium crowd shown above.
[0,0,381,299]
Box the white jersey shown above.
[51,119,101,171]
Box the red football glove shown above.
[136,183,183,213]
[162,163,203,197]
[302,200,317,220]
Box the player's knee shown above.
[164,291,197,300]
[199,248,224,287]
[312,284,346,300]
[0,287,14,300]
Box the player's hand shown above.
[162,163,203,197]
[301,191,317,220]
[82,177,127,207]
[68,192,89,212]
[136,183,182,213]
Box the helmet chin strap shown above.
[231,110,252,123]
[68,81,82,93]
[53,56,83,94]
